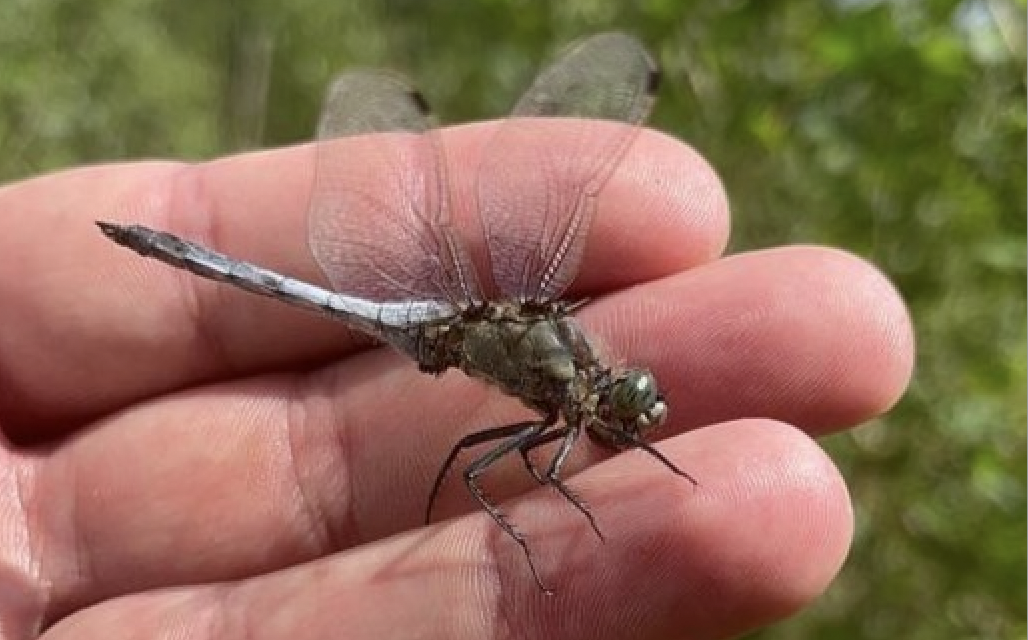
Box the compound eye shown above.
[611,369,661,421]
[639,397,667,428]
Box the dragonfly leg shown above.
[591,423,698,486]
[516,429,561,485]
[462,422,552,593]
[425,419,546,525]
[518,426,604,541]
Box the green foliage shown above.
[1,1,1023,638]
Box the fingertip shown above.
[780,246,915,423]
[417,418,853,638]
[582,419,852,637]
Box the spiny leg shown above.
[518,426,604,541]
[542,424,606,541]
[462,423,553,593]
[592,423,698,486]
[517,428,566,485]
[425,419,545,525]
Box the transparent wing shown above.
[309,71,481,304]
[477,32,658,302]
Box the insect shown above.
[98,32,695,592]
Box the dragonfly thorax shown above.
[435,302,595,412]
[417,301,668,451]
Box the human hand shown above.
[0,124,912,639]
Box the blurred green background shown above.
[1,1,1024,638]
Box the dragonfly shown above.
[97,31,695,593]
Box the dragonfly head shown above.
[600,368,667,444]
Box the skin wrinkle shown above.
[306,368,363,554]
[198,580,238,640]
[469,535,514,640]
[115,162,238,384]
[280,376,341,558]
[301,356,393,554]
[10,457,47,636]
[53,451,96,628]
[460,530,504,639]
[486,506,574,640]
[168,165,243,380]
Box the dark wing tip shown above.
[408,87,433,118]
[647,65,662,96]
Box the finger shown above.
[588,244,915,435]
[0,125,727,433]
[41,421,852,640]
[26,245,906,620]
